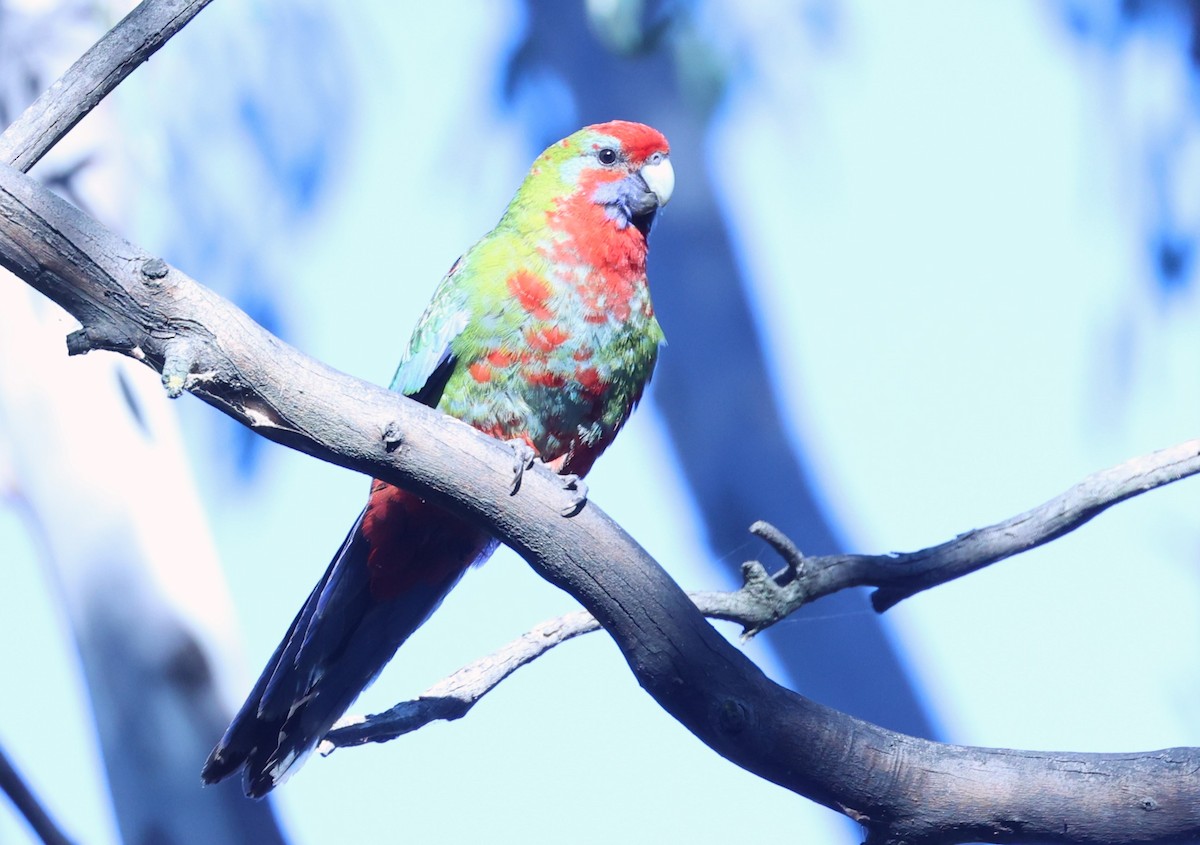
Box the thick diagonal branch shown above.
[0,160,1197,844]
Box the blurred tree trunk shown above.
[0,1,288,841]
[511,0,935,738]
[0,283,289,845]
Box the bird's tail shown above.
[202,483,496,798]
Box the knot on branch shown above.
[716,697,750,735]
[140,256,169,283]
[731,521,810,638]
[65,328,91,355]
[64,324,135,356]
[381,420,404,452]
[160,340,212,398]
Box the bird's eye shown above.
[597,148,618,165]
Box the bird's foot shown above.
[505,440,587,515]
[506,439,538,494]
[558,474,588,517]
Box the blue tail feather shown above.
[202,507,492,798]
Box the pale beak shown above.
[640,155,675,208]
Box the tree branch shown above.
[0,0,214,173]
[851,441,1200,611]
[0,741,75,845]
[709,442,1200,621]
[328,435,1200,748]
[323,610,600,749]
[1,157,1198,844]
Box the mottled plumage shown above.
[202,121,673,797]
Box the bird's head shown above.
[571,120,674,237]
[510,120,674,240]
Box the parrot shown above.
[201,120,674,798]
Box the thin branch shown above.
[0,741,76,845]
[0,0,214,173]
[795,440,1200,612]
[0,156,1198,844]
[323,610,600,750]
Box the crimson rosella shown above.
[201,120,674,797]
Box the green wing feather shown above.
[388,272,471,407]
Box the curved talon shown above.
[506,439,537,494]
[559,474,588,517]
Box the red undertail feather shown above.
[362,481,488,601]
